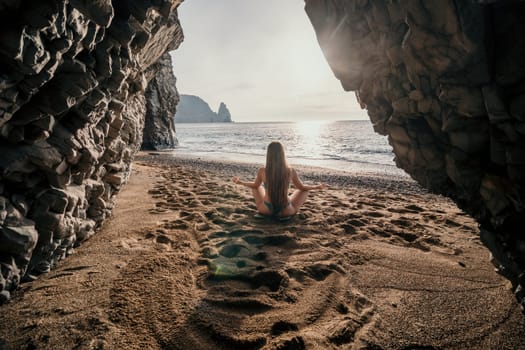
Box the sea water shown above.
[173,120,405,175]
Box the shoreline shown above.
[172,119,402,177]
[140,151,418,193]
[170,148,406,177]
[0,152,523,349]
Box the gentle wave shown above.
[174,120,400,173]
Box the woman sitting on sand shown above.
[233,141,326,218]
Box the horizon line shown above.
[175,119,371,124]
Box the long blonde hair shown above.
[265,141,289,213]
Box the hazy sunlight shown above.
[172,0,367,122]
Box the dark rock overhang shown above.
[305,0,525,308]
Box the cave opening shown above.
[161,0,403,176]
[170,0,367,124]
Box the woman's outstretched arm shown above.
[290,168,327,191]
[233,168,264,189]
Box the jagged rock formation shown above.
[217,102,232,122]
[305,0,525,307]
[175,94,233,123]
[0,0,184,302]
[141,52,179,150]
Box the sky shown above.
[170,0,368,122]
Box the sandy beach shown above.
[0,152,524,350]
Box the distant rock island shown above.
[175,95,233,123]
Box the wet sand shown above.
[0,152,524,349]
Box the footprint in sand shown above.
[390,218,412,228]
[128,165,382,348]
[346,218,366,227]
[361,210,389,218]
[387,204,425,214]
[168,220,378,349]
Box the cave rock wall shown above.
[0,0,184,302]
[305,0,525,307]
[141,52,179,150]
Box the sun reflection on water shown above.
[292,120,331,160]
[175,120,397,172]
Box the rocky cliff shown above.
[0,0,184,302]
[305,0,525,308]
[141,52,179,150]
[217,102,232,122]
[175,94,233,123]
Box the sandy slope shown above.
[0,152,523,350]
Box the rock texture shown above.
[141,52,179,150]
[305,0,525,308]
[0,0,184,301]
[217,102,232,122]
[175,94,233,123]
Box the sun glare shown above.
[293,120,331,159]
[295,120,329,137]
